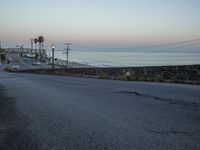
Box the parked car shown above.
[12,65,20,70]
[32,62,41,66]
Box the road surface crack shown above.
[145,129,200,135]
[119,91,199,111]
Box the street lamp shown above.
[51,44,55,70]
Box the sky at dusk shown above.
[0,0,200,47]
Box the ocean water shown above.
[52,50,200,67]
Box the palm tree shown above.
[38,36,45,61]
[34,38,38,59]
[34,38,38,48]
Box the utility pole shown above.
[64,43,71,68]
[0,41,1,49]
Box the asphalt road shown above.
[5,53,50,70]
[0,71,200,150]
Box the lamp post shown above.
[51,44,55,70]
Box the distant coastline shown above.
[54,58,95,68]
[54,51,200,68]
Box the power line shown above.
[73,38,200,50]
[138,39,200,49]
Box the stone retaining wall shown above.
[16,65,200,84]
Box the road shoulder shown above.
[0,85,38,150]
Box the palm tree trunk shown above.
[35,43,37,60]
[39,43,41,61]
[42,42,44,57]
